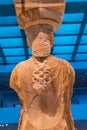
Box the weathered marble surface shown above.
[10,55,75,130]
[14,0,65,32]
[10,0,75,130]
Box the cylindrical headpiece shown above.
[14,0,65,32]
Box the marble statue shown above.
[10,0,75,130]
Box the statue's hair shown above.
[25,24,54,49]
[32,62,52,95]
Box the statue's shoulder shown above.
[60,59,75,74]
[56,58,75,92]
[13,57,33,71]
[10,57,33,78]
[50,55,75,75]
[56,57,74,71]
[58,58,75,79]
[50,55,70,66]
[10,58,33,90]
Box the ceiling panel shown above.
[63,13,84,22]
[0,0,13,5]
[0,16,17,25]
[0,65,16,73]
[80,35,87,44]
[53,46,74,54]
[77,45,87,52]
[55,24,81,35]
[71,61,87,69]
[75,54,87,60]
[0,57,2,63]
[0,38,23,48]
[6,56,26,64]
[0,26,21,37]
[66,0,87,2]
[55,54,72,60]
[54,36,77,45]
[84,24,87,33]
[3,48,25,56]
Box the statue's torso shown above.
[10,55,75,130]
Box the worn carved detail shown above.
[32,58,52,95]
[10,0,75,130]
[14,0,65,32]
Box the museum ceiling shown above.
[0,0,87,90]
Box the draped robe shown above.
[10,55,75,130]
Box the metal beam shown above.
[0,2,87,16]
[20,30,29,59]
[0,5,16,16]
[0,22,82,27]
[55,33,87,36]
[0,36,22,39]
[71,14,87,61]
[65,2,87,13]
[0,45,7,64]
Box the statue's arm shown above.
[57,60,76,129]
[10,66,17,90]
[10,64,24,105]
[60,60,75,99]
[65,62,75,129]
[10,64,20,92]
[62,60,75,98]
[68,65,75,98]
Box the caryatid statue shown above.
[10,0,75,130]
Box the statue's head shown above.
[25,24,54,57]
[14,0,65,57]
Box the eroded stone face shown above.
[10,0,75,130]
[32,32,51,57]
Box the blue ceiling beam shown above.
[20,30,29,59]
[71,14,87,61]
[0,45,7,64]
[0,2,87,16]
